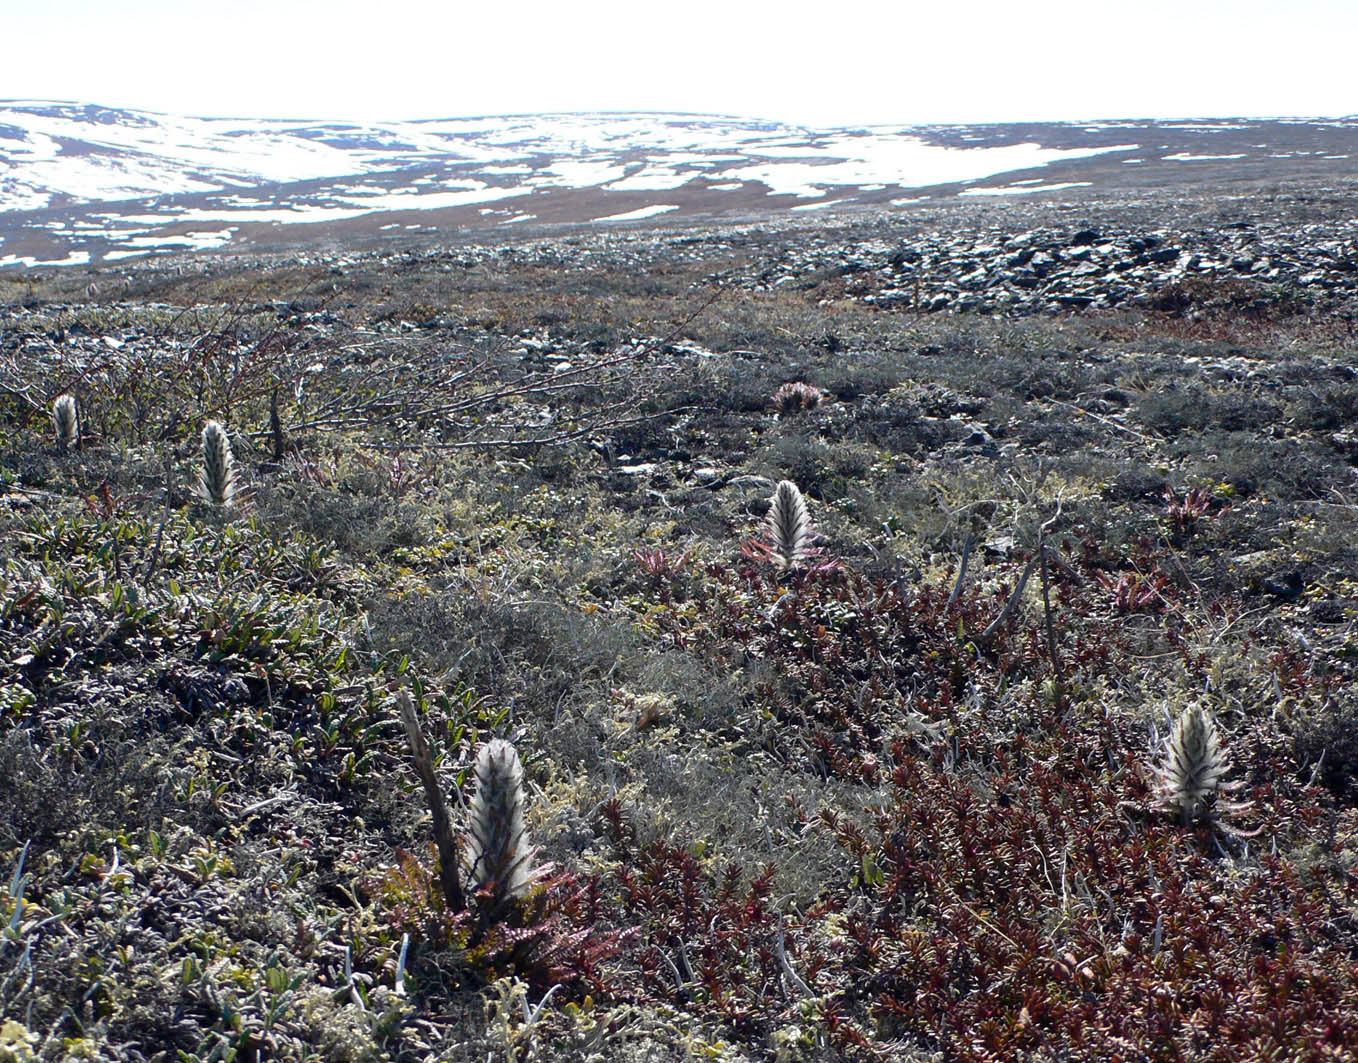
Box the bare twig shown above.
[978,553,1040,644]
[1048,398,1157,444]
[397,689,465,912]
[948,534,974,610]
[775,917,813,1000]
[234,789,298,821]
[371,407,698,451]
[1038,532,1065,712]
[0,372,44,413]
[269,388,286,461]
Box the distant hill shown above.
[1,102,1355,268]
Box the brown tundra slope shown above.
[1,179,1358,1062]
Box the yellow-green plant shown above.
[0,1019,38,1063]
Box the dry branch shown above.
[978,553,1040,644]
[396,689,465,912]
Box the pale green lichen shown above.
[0,1021,38,1063]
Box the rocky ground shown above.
[1,183,1358,1062]
[740,206,1358,317]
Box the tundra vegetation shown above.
[1,193,1358,1061]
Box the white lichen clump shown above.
[762,479,817,569]
[52,394,78,450]
[198,420,238,508]
[1156,704,1230,826]
[463,739,540,907]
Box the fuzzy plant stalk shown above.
[52,394,78,451]
[771,381,827,413]
[1156,704,1229,826]
[762,479,817,570]
[464,738,541,914]
[198,420,238,508]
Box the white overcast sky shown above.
[3,0,1356,126]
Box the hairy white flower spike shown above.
[1156,704,1229,826]
[198,420,238,508]
[763,479,816,569]
[52,394,78,450]
[463,739,540,909]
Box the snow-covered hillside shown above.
[1,102,1354,268]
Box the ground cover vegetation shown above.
[2,190,1358,1061]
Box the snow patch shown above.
[594,204,679,222]
[1161,153,1249,162]
[0,249,91,268]
[961,181,1093,197]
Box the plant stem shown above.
[397,689,465,912]
[1038,532,1065,713]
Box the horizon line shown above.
[3,98,1357,130]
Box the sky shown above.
[2,0,1356,127]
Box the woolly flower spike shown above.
[52,394,78,450]
[1156,704,1231,826]
[760,479,817,570]
[198,420,238,508]
[771,381,827,414]
[463,739,541,910]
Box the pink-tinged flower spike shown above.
[1156,704,1232,826]
[197,420,238,508]
[52,394,78,451]
[759,479,818,570]
[463,739,542,913]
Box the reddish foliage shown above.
[598,801,791,1038]
[1097,569,1172,614]
[647,554,1106,781]
[572,731,1358,1061]
[370,849,629,996]
[601,540,1358,1059]
[632,546,691,582]
[1163,486,1222,538]
[812,731,1358,1060]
